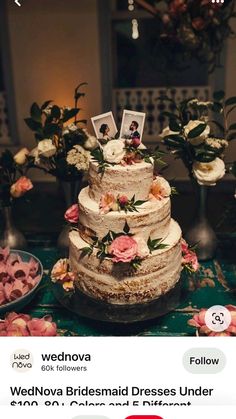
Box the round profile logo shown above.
[10,349,34,373]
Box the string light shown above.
[128,0,139,40]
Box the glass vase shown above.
[184,184,218,261]
[57,177,83,256]
[0,206,27,249]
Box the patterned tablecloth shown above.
[20,246,236,337]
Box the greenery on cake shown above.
[81,222,168,270]
[91,138,165,174]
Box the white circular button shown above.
[205,305,231,332]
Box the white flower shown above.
[159,126,179,138]
[103,140,125,164]
[206,138,228,149]
[66,145,90,172]
[134,236,150,259]
[43,105,53,116]
[193,158,225,186]
[14,148,29,165]
[67,123,78,132]
[29,147,40,165]
[84,135,98,151]
[184,120,210,146]
[38,139,57,158]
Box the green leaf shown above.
[30,102,42,122]
[51,105,61,120]
[187,123,206,139]
[225,96,236,106]
[228,123,236,131]
[41,100,53,110]
[161,111,180,120]
[134,200,146,206]
[213,90,225,102]
[227,132,236,141]
[169,119,181,132]
[210,102,223,113]
[24,118,42,132]
[123,222,130,234]
[209,120,224,133]
[62,108,80,123]
[80,246,93,257]
[43,123,60,137]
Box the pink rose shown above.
[109,235,138,263]
[2,313,31,337]
[181,239,199,272]
[10,176,33,198]
[64,204,79,224]
[118,195,129,207]
[27,316,57,336]
[131,137,141,148]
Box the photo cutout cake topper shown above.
[91,112,118,143]
[120,109,146,143]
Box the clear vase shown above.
[57,177,83,256]
[184,184,218,261]
[0,206,27,249]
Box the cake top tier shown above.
[88,159,154,202]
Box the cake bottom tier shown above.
[69,219,182,305]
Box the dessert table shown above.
[20,235,236,336]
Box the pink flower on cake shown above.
[99,193,116,214]
[134,236,150,259]
[118,195,129,207]
[64,204,79,224]
[131,137,141,148]
[149,176,171,200]
[10,176,33,198]
[181,239,199,272]
[109,235,138,263]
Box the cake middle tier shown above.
[88,159,154,203]
[78,186,171,243]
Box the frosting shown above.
[78,186,171,243]
[88,160,154,202]
[69,219,182,305]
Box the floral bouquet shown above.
[25,84,97,181]
[0,149,33,209]
[159,91,236,186]
[135,0,235,71]
[0,312,57,336]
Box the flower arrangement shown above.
[159,91,236,185]
[134,0,235,71]
[0,312,57,336]
[25,83,97,181]
[188,305,236,336]
[91,139,165,174]
[81,222,168,270]
[0,247,41,306]
[0,149,33,208]
[181,239,199,273]
[99,193,146,214]
[51,258,76,292]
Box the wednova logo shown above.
[10,349,34,373]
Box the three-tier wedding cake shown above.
[69,139,182,305]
